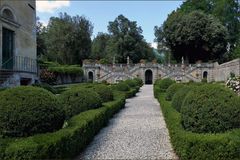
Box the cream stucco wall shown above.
[0,0,36,63]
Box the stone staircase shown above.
[84,62,211,83]
[97,64,135,82]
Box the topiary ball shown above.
[172,86,194,112]
[59,88,102,119]
[125,79,138,88]
[0,86,65,137]
[165,83,185,101]
[181,84,240,133]
[115,82,130,92]
[93,84,113,102]
[157,78,175,92]
[133,78,143,87]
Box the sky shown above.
[36,0,183,48]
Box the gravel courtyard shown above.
[76,85,178,159]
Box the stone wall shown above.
[55,73,83,85]
[213,59,240,82]
[83,59,240,84]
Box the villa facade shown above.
[0,0,37,87]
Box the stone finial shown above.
[127,56,130,65]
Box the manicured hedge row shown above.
[0,87,65,137]
[165,83,184,101]
[0,92,126,160]
[0,82,140,160]
[181,84,240,133]
[124,87,140,98]
[154,87,240,160]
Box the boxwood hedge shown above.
[0,94,125,160]
[0,86,65,137]
[172,86,195,112]
[181,84,240,133]
[154,85,240,160]
[92,85,114,102]
[59,88,102,119]
[114,82,130,91]
[0,82,140,159]
[165,83,185,101]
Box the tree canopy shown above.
[155,11,228,63]
[38,13,93,65]
[179,0,240,50]
[105,15,154,63]
[37,14,154,65]
[90,32,110,60]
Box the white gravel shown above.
[76,85,178,160]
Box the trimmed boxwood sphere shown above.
[157,78,175,92]
[115,82,130,91]
[93,84,113,102]
[0,86,65,137]
[181,84,240,133]
[125,79,138,88]
[133,78,143,87]
[59,88,102,119]
[165,83,185,101]
[172,86,194,112]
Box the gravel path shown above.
[76,85,178,159]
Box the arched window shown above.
[1,6,17,22]
[2,8,15,21]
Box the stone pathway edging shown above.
[76,85,178,159]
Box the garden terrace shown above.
[0,79,142,159]
[154,81,240,159]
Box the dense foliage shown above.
[156,92,240,160]
[0,87,65,137]
[39,61,84,84]
[155,78,175,92]
[0,91,126,160]
[105,15,154,63]
[155,11,228,63]
[124,79,138,88]
[115,81,130,91]
[181,84,240,133]
[179,0,240,54]
[155,0,240,62]
[38,13,93,65]
[0,80,141,159]
[37,14,155,65]
[32,83,57,94]
[92,85,114,102]
[154,83,240,159]
[133,78,144,87]
[90,33,110,60]
[171,86,193,112]
[59,88,102,119]
[165,83,185,101]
